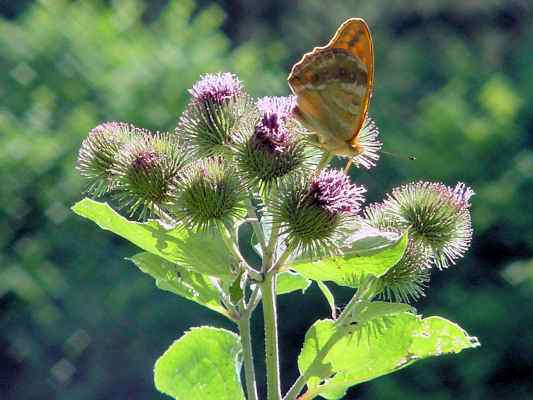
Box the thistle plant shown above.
[73,72,480,400]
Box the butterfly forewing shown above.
[288,18,374,157]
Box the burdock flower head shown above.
[76,122,136,195]
[170,158,246,232]
[237,96,311,191]
[379,240,431,302]
[274,168,365,256]
[382,181,474,269]
[112,131,187,219]
[253,96,296,153]
[364,203,431,303]
[178,72,251,157]
[190,72,243,105]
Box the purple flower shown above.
[256,96,296,119]
[179,72,251,157]
[251,96,297,154]
[189,72,243,105]
[88,121,138,139]
[308,169,366,214]
[451,182,475,209]
[131,150,160,171]
[252,113,291,153]
[112,132,187,219]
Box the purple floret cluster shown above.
[308,169,366,214]
[189,72,243,105]
[132,150,159,171]
[252,96,297,154]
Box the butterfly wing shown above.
[288,18,374,156]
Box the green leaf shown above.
[128,252,229,318]
[317,281,337,319]
[154,327,245,400]
[291,232,409,287]
[298,313,479,399]
[229,270,244,304]
[276,270,311,295]
[72,198,236,279]
[341,226,404,256]
[351,301,414,324]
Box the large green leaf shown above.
[291,232,408,287]
[340,226,404,256]
[350,301,414,324]
[128,252,229,318]
[276,270,311,295]
[298,313,479,399]
[72,198,236,279]
[154,327,244,400]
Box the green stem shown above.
[261,274,282,400]
[246,197,267,255]
[283,277,377,400]
[269,245,293,274]
[238,311,259,400]
[220,226,262,281]
[263,185,281,269]
[246,285,262,313]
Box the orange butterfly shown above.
[288,18,374,158]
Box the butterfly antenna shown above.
[382,150,416,161]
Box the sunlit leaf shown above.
[298,313,479,399]
[291,232,408,287]
[341,225,403,256]
[350,301,414,324]
[154,327,245,400]
[128,252,229,318]
[229,270,244,304]
[276,270,311,295]
[72,198,236,279]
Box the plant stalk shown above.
[269,245,293,274]
[238,310,259,400]
[246,197,267,255]
[220,226,262,281]
[261,273,282,400]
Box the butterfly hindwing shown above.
[288,18,374,157]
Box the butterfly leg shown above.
[343,159,353,175]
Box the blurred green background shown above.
[1,0,532,399]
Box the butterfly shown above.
[288,18,374,158]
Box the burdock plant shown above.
[73,71,479,400]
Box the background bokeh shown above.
[1,0,532,399]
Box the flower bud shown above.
[178,72,251,157]
[236,96,313,191]
[112,131,187,219]
[381,181,474,268]
[76,122,136,195]
[170,158,246,231]
[273,169,365,256]
[363,203,431,303]
[379,241,431,302]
